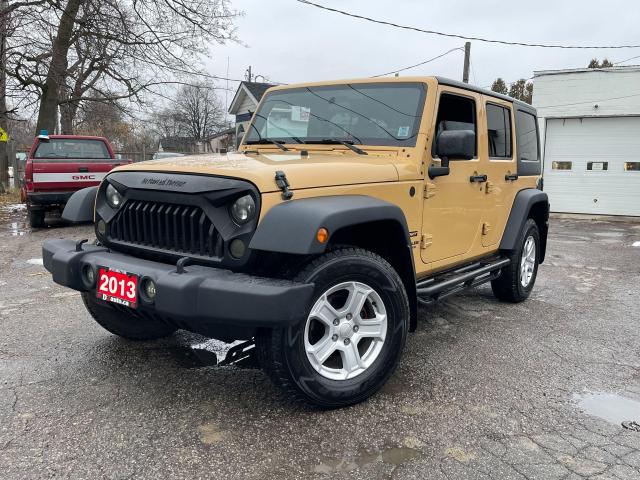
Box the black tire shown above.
[256,247,410,409]
[81,292,176,341]
[491,218,540,302]
[28,209,46,228]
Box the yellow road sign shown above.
[0,127,7,142]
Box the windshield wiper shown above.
[310,139,368,155]
[245,138,290,151]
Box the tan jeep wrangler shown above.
[43,76,549,408]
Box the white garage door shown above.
[543,117,640,216]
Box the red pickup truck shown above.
[22,133,127,227]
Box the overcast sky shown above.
[207,0,640,109]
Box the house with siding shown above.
[228,82,275,148]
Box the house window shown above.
[552,161,572,170]
[624,162,640,171]
[433,93,477,158]
[486,103,512,158]
[587,162,608,171]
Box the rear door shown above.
[31,137,121,192]
[480,99,518,247]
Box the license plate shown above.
[96,267,138,309]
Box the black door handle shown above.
[78,166,89,172]
[505,174,519,181]
[469,174,487,183]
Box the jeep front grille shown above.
[108,200,224,258]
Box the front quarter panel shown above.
[250,195,412,255]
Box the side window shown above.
[516,111,539,162]
[486,103,512,158]
[433,93,477,158]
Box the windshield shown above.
[244,83,426,147]
[33,139,111,161]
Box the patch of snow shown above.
[27,258,44,266]
[191,338,242,361]
[632,241,640,247]
[1,203,26,212]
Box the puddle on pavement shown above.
[0,204,30,236]
[313,446,422,474]
[7,221,29,236]
[573,391,640,426]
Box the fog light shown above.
[97,219,106,236]
[141,278,157,301]
[82,264,96,286]
[229,239,246,258]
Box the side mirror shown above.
[436,129,475,160]
[428,129,475,179]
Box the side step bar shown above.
[416,257,511,306]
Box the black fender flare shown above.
[249,195,418,330]
[61,186,97,223]
[500,189,550,262]
[250,195,411,254]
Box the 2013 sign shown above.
[96,267,138,308]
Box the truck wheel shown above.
[256,247,409,408]
[491,218,540,303]
[81,292,176,340]
[28,209,46,228]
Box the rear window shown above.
[516,111,539,162]
[33,139,111,161]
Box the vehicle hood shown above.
[113,151,399,193]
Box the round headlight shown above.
[105,183,123,209]
[230,195,256,225]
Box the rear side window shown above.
[33,139,110,161]
[516,111,539,162]
[486,103,512,158]
[433,93,477,157]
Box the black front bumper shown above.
[43,239,315,339]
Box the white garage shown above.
[533,66,640,216]
[543,117,640,216]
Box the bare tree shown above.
[174,82,226,141]
[149,108,185,140]
[3,0,239,134]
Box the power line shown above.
[296,0,640,50]
[614,54,640,65]
[371,47,464,78]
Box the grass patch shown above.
[0,187,22,205]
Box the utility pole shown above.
[462,42,471,84]
[0,0,9,193]
[245,65,252,82]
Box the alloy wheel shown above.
[520,235,536,287]
[303,281,387,380]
